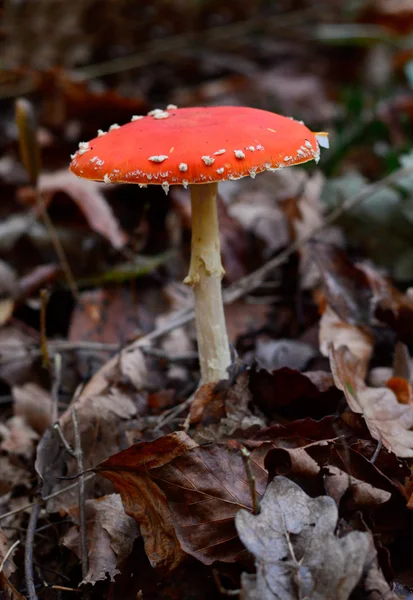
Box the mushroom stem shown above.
[184,183,231,383]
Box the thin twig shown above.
[51,353,62,423]
[15,99,78,299]
[53,423,76,457]
[72,408,88,581]
[154,392,195,431]
[39,289,50,369]
[240,446,258,515]
[34,192,78,299]
[140,346,198,363]
[370,437,383,464]
[0,474,95,522]
[24,501,41,600]
[0,539,20,573]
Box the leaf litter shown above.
[5,2,413,598]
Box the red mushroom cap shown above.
[70,106,321,190]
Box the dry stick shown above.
[24,500,41,600]
[39,289,50,369]
[0,539,20,573]
[15,98,78,299]
[154,392,195,431]
[33,191,79,299]
[51,353,62,423]
[240,446,258,515]
[72,408,89,581]
[0,341,120,367]
[0,474,95,523]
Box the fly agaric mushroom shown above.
[70,106,327,383]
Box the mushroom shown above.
[70,106,326,383]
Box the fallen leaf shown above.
[12,382,52,434]
[45,345,154,512]
[249,366,342,420]
[235,476,371,600]
[253,67,337,123]
[97,434,268,566]
[0,455,31,495]
[250,415,351,446]
[97,432,196,571]
[324,465,391,507]
[0,261,19,327]
[362,263,413,345]
[63,494,139,585]
[319,305,373,369]
[0,528,18,578]
[264,443,321,480]
[0,528,25,600]
[188,381,226,425]
[255,339,317,372]
[281,171,327,290]
[309,242,374,326]
[229,194,289,258]
[0,416,38,458]
[225,299,270,345]
[363,556,399,600]
[68,288,142,345]
[21,170,128,249]
[17,263,60,299]
[330,345,413,457]
[0,322,40,387]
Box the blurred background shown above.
[2,0,413,368]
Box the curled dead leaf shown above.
[63,494,139,585]
[330,345,413,457]
[319,305,373,371]
[22,170,128,249]
[96,432,197,572]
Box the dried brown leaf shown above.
[236,477,371,600]
[330,345,413,457]
[249,366,341,421]
[0,416,38,458]
[69,288,141,345]
[319,305,373,369]
[310,242,374,326]
[36,170,128,249]
[45,345,152,512]
[12,382,52,434]
[324,465,391,507]
[98,435,268,566]
[97,432,197,571]
[63,494,139,585]
[0,322,40,387]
